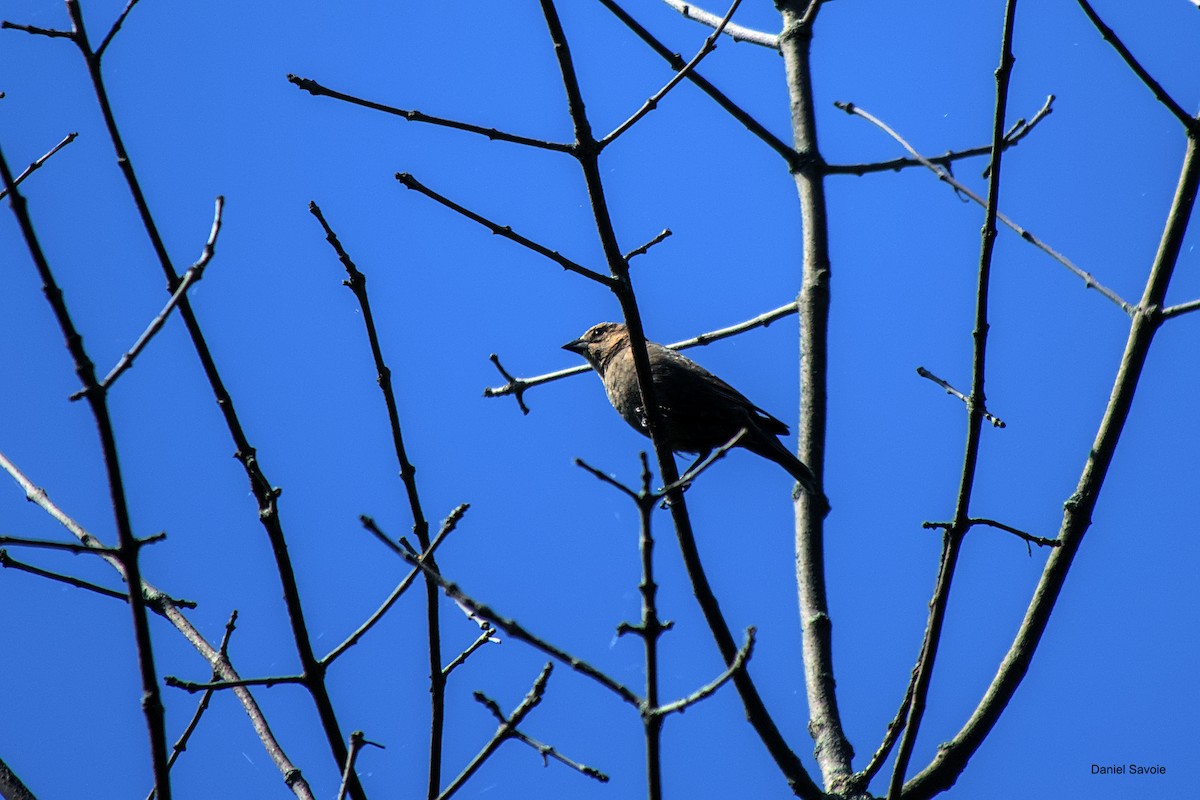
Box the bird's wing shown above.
[648,344,790,436]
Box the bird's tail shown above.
[749,436,831,516]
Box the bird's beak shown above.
[561,337,586,354]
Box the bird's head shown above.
[562,322,629,373]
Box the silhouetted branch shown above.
[1074,0,1200,134]
[77,196,225,400]
[95,0,144,59]
[602,0,743,146]
[395,172,614,284]
[403,551,642,707]
[336,731,384,800]
[0,129,173,799]
[921,518,1061,551]
[0,550,128,601]
[655,627,755,716]
[596,0,798,167]
[326,506,468,665]
[165,674,307,694]
[310,198,449,797]
[289,75,572,152]
[0,132,77,200]
[436,664,554,800]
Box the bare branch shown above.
[1074,0,1200,135]
[1160,297,1200,320]
[95,0,144,60]
[164,674,307,694]
[324,506,467,665]
[836,100,1135,315]
[660,0,779,48]
[437,664,555,800]
[603,0,744,146]
[654,627,755,716]
[336,732,384,800]
[916,366,1006,428]
[889,4,1019,795]
[596,0,798,167]
[76,197,226,400]
[288,75,572,152]
[403,553,643,707]
[827,96,1055,177]
[442,623,498,677]
[623,228,672,262]
[0,132,78,200]
[573,457,641,499]
[0,550,128,601]
[0,20,73,39]
[395,172,614,284]
[968,518,1060,549]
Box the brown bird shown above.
[563,322,826,507]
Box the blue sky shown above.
[1,1,1197,799]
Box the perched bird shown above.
[563,322,826,508]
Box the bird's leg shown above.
[658,450,711,508]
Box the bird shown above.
[562,321,827,509]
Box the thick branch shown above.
[902,113,1200,800]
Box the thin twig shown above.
[0,534,119,555]
[602,0,744,146]
[0,132,78,200]
[324,506,467,665]
[654,627,755,715]
[624,228,672,262]
[0,20,73,39]
[442,623,498,677]
[660,0,780,48]
[403,553,642,707]
[596,0,799,167]
[916,366,1006,428]
[0,550,128,601]
[835,100,1134,315]
[1160,297,1200,320]
[289,75,572,152]
[827,96,1055,177]
[165,674,308,694]
[76,196,225,400]
[666,428,748,492]
[395,173,614,284]
[856,672,916,788]
[95,0,143,60]
[436,664,554,800]
[146,611,240,800]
